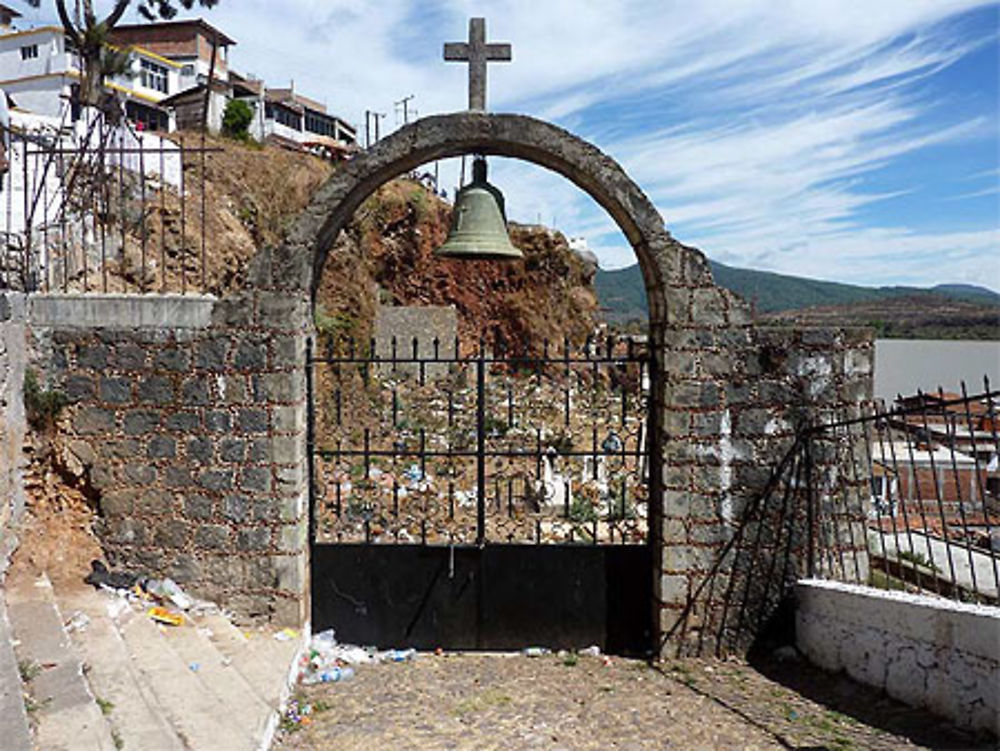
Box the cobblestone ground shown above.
[273,653,994,751]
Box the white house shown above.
[0,19,180,131]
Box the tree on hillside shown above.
[23,0,220,111]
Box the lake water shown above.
[874,339,1000,403]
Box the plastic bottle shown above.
[318,666,355,683]
[380,648,417,663]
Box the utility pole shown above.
[365,110,386,148]
[394,94,415,126]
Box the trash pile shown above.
[78,559,218,628]
[296,629,416,685]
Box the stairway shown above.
[4,571,303,751]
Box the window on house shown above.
[20,44,38,60]
[272,105,301,130]
[304,111,336,137]
[139,59,169,94]
[180,64,195,77]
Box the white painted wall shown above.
[796,579,1000,735]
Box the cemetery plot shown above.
[309,336,649,547]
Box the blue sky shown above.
[23,1,1000,290]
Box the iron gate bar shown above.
[310,333,649,548]
[960,381,1000,591]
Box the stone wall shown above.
[0,294,27,573]
[797,579,1000,735]
[659,293,875,655]
[373,304,457,381]
[26,292,311,625]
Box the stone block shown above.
[257,293,308,325]
[278,523,306,553]
[198,469,232,491]
[195,338,228,371]
[135,489,174,515]
[659,574,688,603]
[219,375,248,405]
[101,488,138,516]
[187,437,214,464]
[90,464,115,490]
[237,408,268,434]
[183,494,214,520]
[234,341,267,370]
[147,435,177,459]
[273,555,306,593]
[166,553,202,583]
[275,465,304,492]
[101,438,142,459]
[223,494,250,523]
[279,495,303,523]
[270,435,303,465]
[254,372,304,403]
[155,348,190,372]
[664,352,698,377]
[164,466,193,488]
[205,410,232,432]
[180,377,210,405]
[252,500,279,522]
[123,463,156,485]
[165,411,200,432]
[248,439,270,462]
[194,524,231,550]
[661,517,687,544]
[239,467,271,494]
[112,343,147,370]
[237,527,272,552]
[138,375,174,404]
[77,343,109,370]
[107,517,147,545]
[155,519,190,549]
[691,288,727,326]
[73,406,116,434]
[271,405,305,433]
[219,438,246,463]
[123,409,161,435]
[271,335,302,366]
[64,374,96,402]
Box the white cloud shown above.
[103,0,1000,290]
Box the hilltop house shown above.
[0,5,180,131]
[0,12,357,153]
[110,19,356,152]
[109,18,233,133]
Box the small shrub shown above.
[221,99,254,141]
[23,368,68,431]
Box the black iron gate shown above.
[307,333,653,654]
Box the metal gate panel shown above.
[307,334,653,653]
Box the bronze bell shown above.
[435,157,523,260]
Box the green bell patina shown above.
[435,157,523,260]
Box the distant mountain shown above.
[594,260,1000,324]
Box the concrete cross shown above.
[444,18,512,112]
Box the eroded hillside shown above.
[129,136,598,350]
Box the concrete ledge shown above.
[28,294,216,329]
[796,579,1000,735]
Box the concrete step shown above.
[159,614,276,745]
[5,572,115,751]
[0,594,33,751]
[196,612,302,715]
[112,602,260,751]
[56,586,186,751]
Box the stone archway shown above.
[253,111,763,655]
